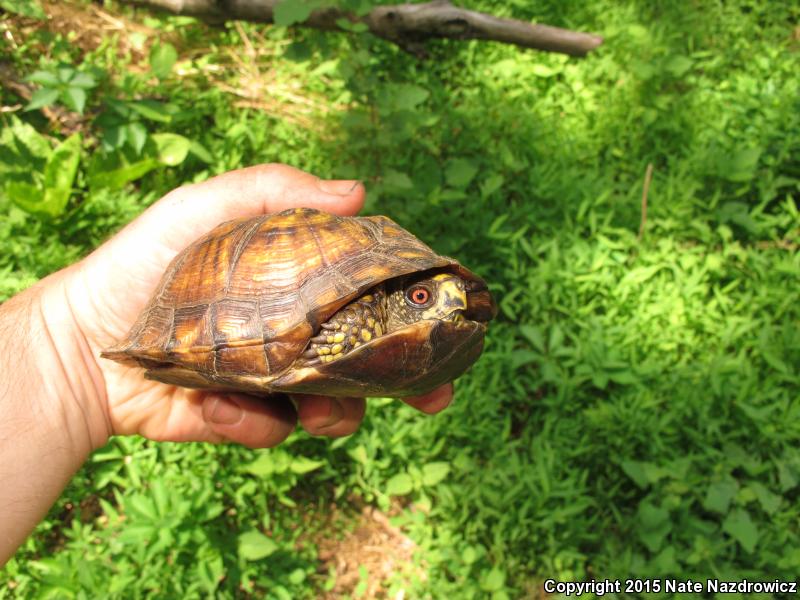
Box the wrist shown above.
[36,267,112,452]
[0,273,110,564]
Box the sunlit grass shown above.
[1,0,798,597]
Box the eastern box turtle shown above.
[101,208,496,397]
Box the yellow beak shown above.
[421,275,468,321]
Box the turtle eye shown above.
[405,285,433,307]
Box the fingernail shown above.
[208,396,244,425]
[319,179,361,196]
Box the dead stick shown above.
[121,0,603,57]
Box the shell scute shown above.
[170,304,214,352]
[213,298,262,347]
[158,218,248,307]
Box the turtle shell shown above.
[102,208,492,397]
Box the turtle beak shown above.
[437,278,468,321]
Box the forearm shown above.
[0,271,110,565]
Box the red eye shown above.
[406,285,431,306]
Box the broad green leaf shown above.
[439,188,467,201]
[88,157,159,190]
[189,140,214,163]
[722,509,758,552]
[116,523,157,544]
[285,40,312,62]
[386,473,414,496]
[519,325,545,352]
[6,116,51,158]
[347,445,369,465]
[0,0,45,18]
[149,42,178,79]
[480,173,504,198]
[102,125,127,150]
[25,87,60,111]
[548,324,564,352]
[702,479,738,514]
[40,133,82,217]
[273,0,313,26]
[749,482,781,515]
[289,456,325,474]
[335,18,369,33]
[620,460,651,489]
[421,462,450,486]
[511,350,539,370]
[445,158,478,188]
[716,201,759,234]
[62,86,88,114]
[238,530,278,561]
[491,59,519,77]
[57,65,76,83]
[385,83,429,111]
[128,100,173,122]
[591,372,609,389]
[462,546,479,564]
[620,265,662,285]
[126,494,158,521]
[651,546,679,574]
[26,70,59,86]
[719,147,761,182]
[665,55,693,77]
[608,369,638,385]
[241,453,275,476]
[68,71,97,89]
[776,459,798,492]
[631,59,656,81]
[480,568,506,592]
[636,500,671,552]
[382,169,413,190]
[288,568,306,585]
[125,122,148,155]
[152,133,190,166]
[5,181,44,215]
[530,63,557,77]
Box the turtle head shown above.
[292,269,494,395]
[385,272,468,332]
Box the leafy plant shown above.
[0,117,81,218]
[25,64,98,114]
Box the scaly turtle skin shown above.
[101,208,496,397]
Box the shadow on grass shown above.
[310,0,800,583]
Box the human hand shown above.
[0,164,454,564]
[50,164,453,449]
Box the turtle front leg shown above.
[300,287,387,365]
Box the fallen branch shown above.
[121,0,603,57]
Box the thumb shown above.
[143,164,365,251]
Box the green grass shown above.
[1,0,799,597]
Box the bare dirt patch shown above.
[3,1,162,62]
[315,503,424,599]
